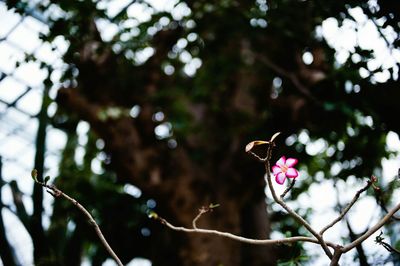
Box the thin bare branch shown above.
[280,178,296,199]
[154,132,400,266]
[192,206,210,229]
[248,151,267,162]
[157,215,338,248]
[342,201,400,253]
[263,143,333,259]
[375,231,400,255]
[35,180,123,266]
[319,178,372,235]
[380,241,400,254]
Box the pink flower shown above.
[272,156,299,185]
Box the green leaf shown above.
[31,169,38,182]
[148,211,158,219]
[209,203,220,209]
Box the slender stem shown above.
[264,145,333,259]
[192,207,208,229]
[157,133,400,265]
[37,182,123,266]
[159,216,338,248]
[280,178,296,199]
[342,201,400,253]
[320,180,372,235]
[379,241,400,254]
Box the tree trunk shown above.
[0,157,19,266]
[56,88,277,265]
[32,87,51,265]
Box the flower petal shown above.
[276,156,286,167]
[286,168,299,178]
[272,165,282,175]
[275,172,286,185]
[286,158,298,167]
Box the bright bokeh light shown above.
[0,1,399,266]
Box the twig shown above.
[33,178,123,266]
[280,178,296,199]
[192,206,214,229]
[375,231,400,255]
[379,241,400,254]
[155,215,338,248]
[263,143,333,259]
[342,200,400,253]
[154,132,400,265]
[319,178,373,236]
[248,151,267,162]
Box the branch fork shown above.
[156,132,400,265]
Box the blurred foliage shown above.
[4,0,400,265]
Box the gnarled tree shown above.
[4,0,400,265]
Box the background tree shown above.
[2,0,400,265]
